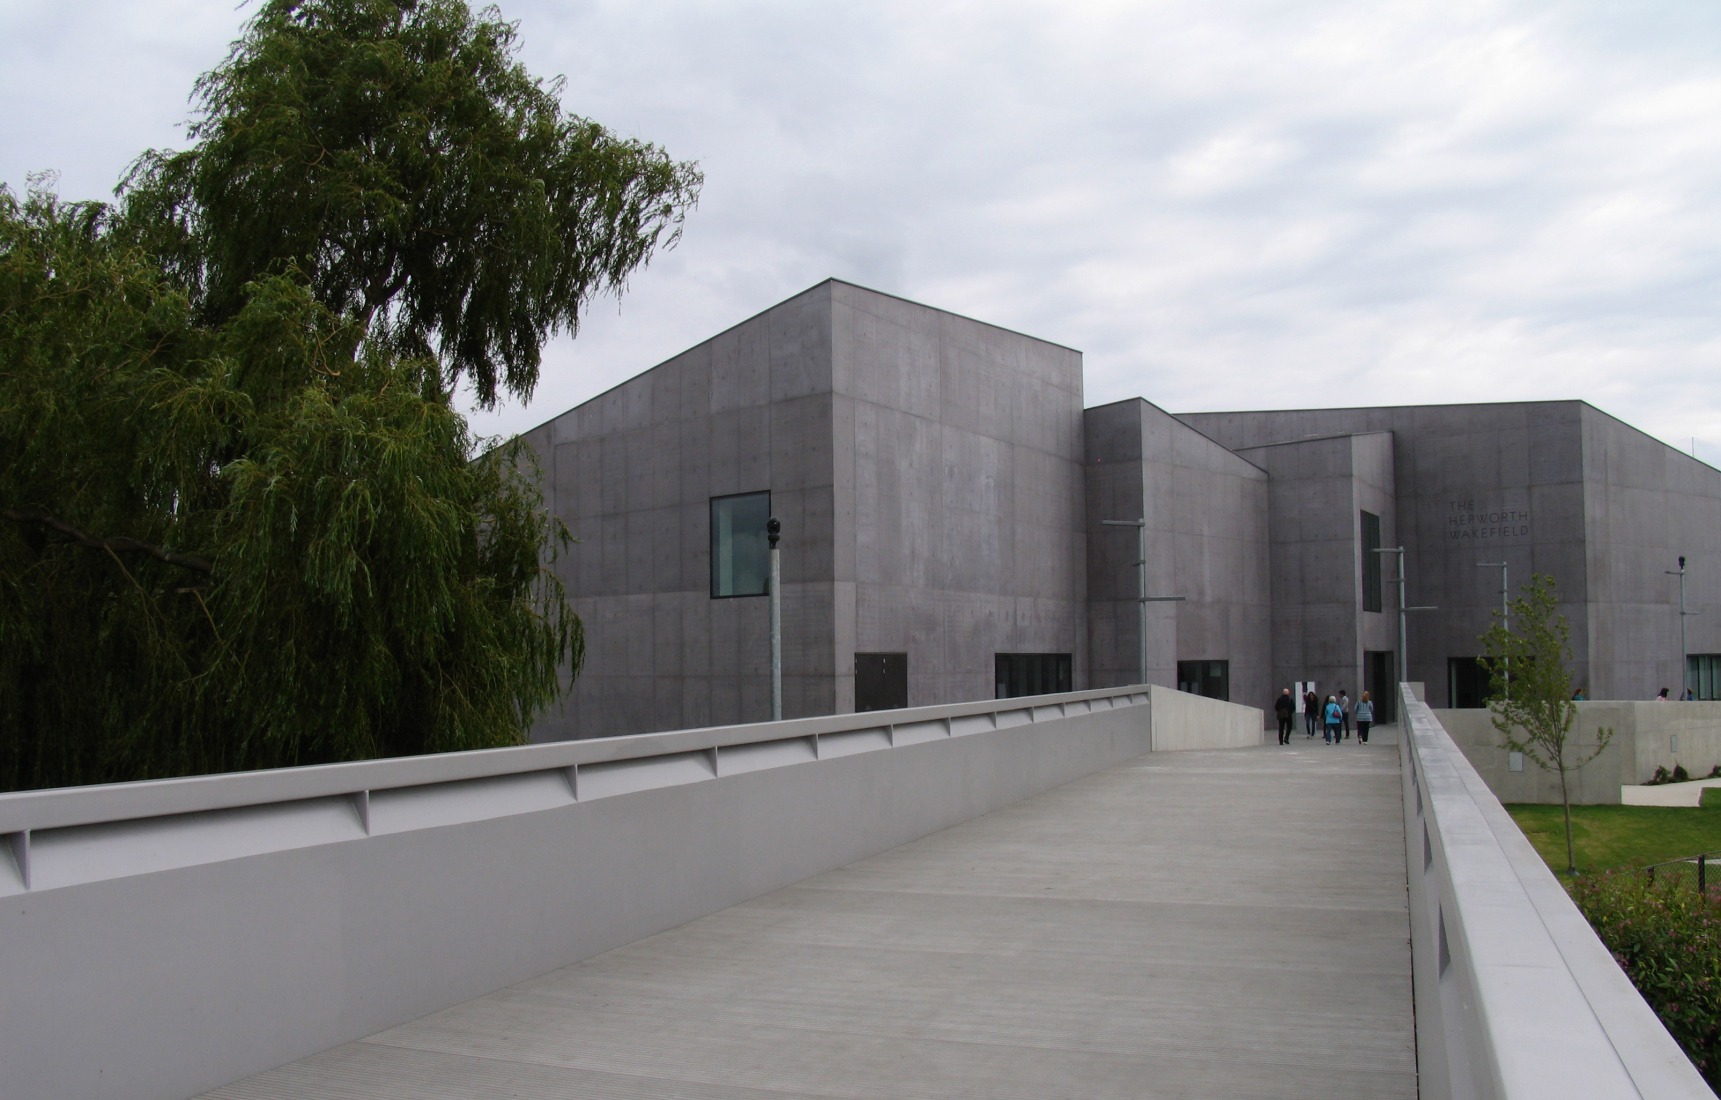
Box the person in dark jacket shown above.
[1274,688,1296,745]
[1304,690,1319,737]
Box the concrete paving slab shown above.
[201,744,1414,1100]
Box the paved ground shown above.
[202,739,1414,1099]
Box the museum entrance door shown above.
[1364,650,1396,723]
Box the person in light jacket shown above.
[1354,692,1375,744]
[1338,690,1352,739]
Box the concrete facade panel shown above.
[522,285,1721,740]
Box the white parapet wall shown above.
[1399,685,1714,1100]
[0,683,1258,1100]
[1146,685,1266,750]
[1434,701,1721,805]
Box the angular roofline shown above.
[1173,398,1719,473]
[1084,395,1271,478]
[823,278,1082,355]
[1173,397,1587,418]
[511,279,1082,440]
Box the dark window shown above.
[1447,656,1491,708]
[1176,659,1230,701]
[710,491,770,598]
[855,653,908,712]
[995,653,1073,699]
[1690,654,1721,700]
[1361,511,1383,613]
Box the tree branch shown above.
[5,508,214,574]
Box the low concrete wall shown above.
[1400,686,1713,1099]
[0,684,1261,1100]
[1436,701,1721,804]
[1149,685,1265,750]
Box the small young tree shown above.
[1481,573,1613,874]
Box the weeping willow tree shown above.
[0,0,699,791]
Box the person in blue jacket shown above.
[1323,695,1343,743]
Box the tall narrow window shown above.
[1361,510,1383,613]
[710,491,770,598]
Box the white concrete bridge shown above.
[0,686,1709,1098]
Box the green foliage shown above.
[1573,872,1721,1089]
[120,0,701,408]
[0,188,580,788]
[1506,803,1721,873]
[0,0,692,790]
[1482,573,1614,873]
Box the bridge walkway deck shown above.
[202,740,1414,1099]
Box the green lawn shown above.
[1506,802,1721,874]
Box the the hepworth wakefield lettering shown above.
[1445,497,1532,540]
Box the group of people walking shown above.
[1273,687,1374,745]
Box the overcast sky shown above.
[5,0,1720,462]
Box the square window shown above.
[710,491,770,598]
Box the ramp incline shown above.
[203,742,1413,1099]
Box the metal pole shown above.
[1136,522,1147,686]
[1398,554,1407,678]
[1668,556,1688,698]
[768,517,782,721]
[1101,519,1148,685]
[1374,546,1434,692]
[1680,559,1689,697]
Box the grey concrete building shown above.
[521,280,1721,740]
[520,280,1089,740]
[1183,402,1721,710]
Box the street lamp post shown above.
[1478,560,1508,699]
[1101,518,1184,686]
[1374,546,1435,691]
[768,517,782,721]
[1667,555,1690,698]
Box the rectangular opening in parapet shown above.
[1438,908,1451,977]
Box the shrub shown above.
[1676,764,1692,783]
[1651,765,1673,785]
[1573,871,1721,1089]
[1709,765,1721,780]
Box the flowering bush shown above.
[1574,871,1721,1089]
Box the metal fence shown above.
[1629,854,1721,901]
